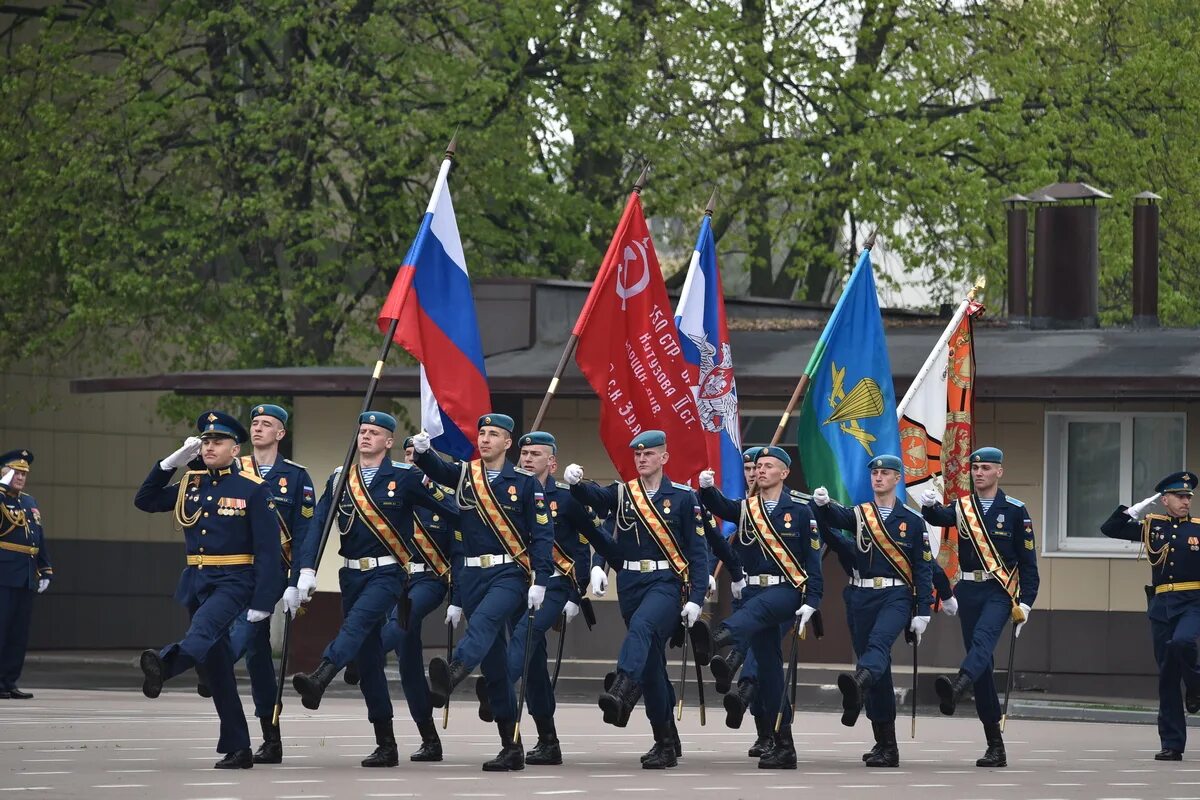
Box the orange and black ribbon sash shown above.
[412,512,452,578]
[746,496,808,589]
[465,461,574,577]
[625,480,689,579]
[241,455,292,567]
[347,464,414,566]
[956,495,1020,606]
[856,503,912,587]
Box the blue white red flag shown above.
[378,156,490,458]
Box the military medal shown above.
[388,479,396,498]
[784,511,792,529]
[278,476,288,494]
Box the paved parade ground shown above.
[1,688,1197,800]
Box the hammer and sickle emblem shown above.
[616,237,652,310]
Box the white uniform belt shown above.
[958,570,994,582]
[465,554,515,568]
[624,559,672,573]
[850,576,904,589]
[344,555,398,571]
[405,562,427,574]
[746,574,784,587]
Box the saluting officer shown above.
[135,412,282,769]
[699,446,824,770]
[812,454,933,768]
[412,413,555,772]
[0,450,52,700]
[1101,470,1200,761]
[919,446,1039,769]
[564,430,713,770]
[291,411,452,768]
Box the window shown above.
[1043,412,1185,556]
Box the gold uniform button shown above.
[199,547,205,553]
[204,512,210,518]
[207,496,213,501]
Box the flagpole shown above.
[530,164,651,431]
[895,276,986,420]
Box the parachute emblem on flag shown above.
[685,333,738,443]
[823,362,886,456]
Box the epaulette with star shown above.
[1005,495,1025,507]
[790,489,812,503]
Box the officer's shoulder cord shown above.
[173,479,200,530]
[737,499,757,547]
[1141,517,1169,567]
[853,504,874,554]
[455,462,479,512]
[614,482,637,533]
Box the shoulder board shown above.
[1190,517,1200,525]
[237,470,265,484]
[184,469,205,477]
[437,484,456,496]
[391,460,412,469]
[556,480,571,491]
[514,467,534,476]
[283,458,307,470]
[1005,495,1025,508]
[672,481,692,491]
[790,490,811,502]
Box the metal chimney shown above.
[1004,194,1030,326]
[1132,191,1161,328]
[1030,182,1111,329]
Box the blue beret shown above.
[1156,470,1198,496]
[478,413,515,433]
[0,448,33,471]
[756,446,792,467]
[742,446,763,463]
[630,430,666,450]
[869,454,904,473]
[359,411,397,433]
[402,436,414,450]
[196,410,249,443]
[249,403,289,425]
[969,447,1004,464]
[518,431,557,453]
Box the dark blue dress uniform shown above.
[1101,470,1200,760]
[0,450,51,699]
[134,413,283,762]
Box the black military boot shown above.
[253,717,282,764]
[642,719,679,769]
[476,676,494,722]
[724,678,756,729]
[837,667,874,727]
[482,720,525,771]
[362,719,400,767]
[428,658,470,709]
[1156,748,1184,761]
[758,724,797,769]
[525,716,563,766]
[668,716,682,758]
[598,670,642,728]
[749,714,773,758]
[140,649,165,699]
[935,671,973,716]
[691,619,716,667]
[292,659,339,711]
[343,660,360,686]
[976,722,1007,768]
[195,663,212,698]
[864,720,899,768]
[214,749,253,769]
[713,648,745,694]
[1188,685,1200,714]
[410,718,442,762]
[862,720,886,762]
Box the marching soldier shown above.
[919,446,1039,769]
[290,411,453,768]
[412,413,555,772]
[134,412,282,769]
[812,454,933,768]
[564,430,713,769]
[1101,470,1200,761]
[0,451,51,700]
[698,446,824,770]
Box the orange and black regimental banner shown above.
[626,480,688,579]
[747,496,808,589]
[412,514,452,578]
[466,460,531,573]
[348,464,414,566]
[857,504,912,586]
[240,455,292,566]
[956,495,1019,605]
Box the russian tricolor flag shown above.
[674,213,743,524]
[378,155,490,458]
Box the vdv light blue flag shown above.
[796,248,900,505]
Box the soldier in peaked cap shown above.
[1102,470,1200,761]
[919,446,1039,769]
[412,413,556,772]
[812,454,932,768]
[134,411,283,769]
[0,450,52,700]
[290,411,456,768]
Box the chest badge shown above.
[278,476,288,494]
[663,500,671,512]
[388,480,396,498]
[508,485,518,500]
[783,512,792,529]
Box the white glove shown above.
[731,577,746,600]
[412,431,431,453]
[297,568,318,601]
[590,565,608,597]
[909,615,930,645]
[1014,602,1031,638]
[919,487,940,507]
[795,603,816,627]
[681,601,702,628]
[564,600,580,623]
[813,486,830,507]
[1127,493,1162,521]
[37,578,49,594]
[941,596,959,616]
[160,436,202,470]
[527,584,546,610]
[282,586,301,618]
[698,469,715,489]
[706,574,717,600]
[247,609,271,623]
[445,604,463,628]
[565,463,584,485]
[0,468,13,487]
